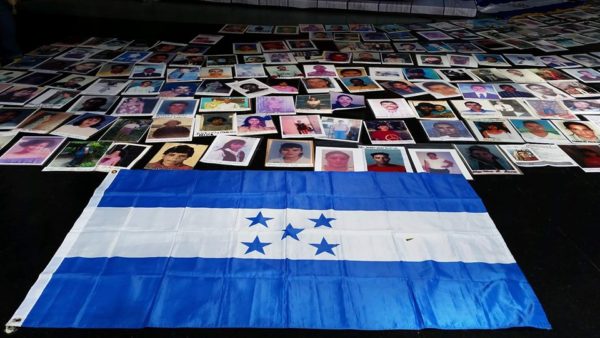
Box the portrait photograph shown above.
[0,108,36,130]
[159,82,199,97]
[451,99,501,118]
[562,53,600,67]
[0,135,65,166]
[26,89,79,109]
[362,146,412,172]
[394,42,426,52]
[264,52,297,64]
[279,115,325,138]
[96,62,134,78]
[259,40,289,52]
[422,42,454,53]
[562,68,600,83]
[112,97,159,116]
[416,54,449,67]
[57,47,100,60]
[195,113,236,137]
[314,147,366,172]
[227,78,274,98]
[268,79,300,94]
[265,139,313,168]
[500,69,545,83]
[320,117,362,143]
[170,54,206,66]
[416,30,453,41]
[53,113,117,140]
[0,69,26,82]
[301,77,342,94]
[340,76,383,93]
[402,67,441,81]
[536,55,579,68]
[265,65,303,79]
[122,80,163,95]
[504,53,546,67]
[416,81,461,99]
[558,145,600,172]
[236,114,278,136]
[420,120,475,141]
[234,64,267,79]
[199,97,250,112]
[553,120,600,144]
[127,64,166,80]
[510,119,570,144]
[196,80,234,97]
[492,83,536,99]
[82,79,130,96]
[274,25,299,35]
[255,96,295,115]
[7,55,49,69]
[201,134,260,166]
[387,31,417,41]
[562,99,600,115]
[205,54,237,66]
[16,110,72,134]
[247,25,274,34]
[455,144,521,175]
[408,148,472,180]
[549,80,600,98]
[352,52,381,64]
[99,118,152,143]
[113,51,152,63]
[361,32,389,41]
[295,94,332,114]
[146,117,194,143]
[525,100,576,120]
[367,98,414,118]
[474,53,511,67]
[410,100,457,119]
[309,32,333,41]
[466,119,524,143]
[331,93,365,111]
[242,55,266,64]
[380,80,427,98]
[189,33,223,45]
[367,67,402,81]
[154,98,198,117]
[286,39,317,51]
[67,95,118,114]
[145,143,206,170]
[299,24,324,32]
[140,52,176,64]
[336,67,367,78]
[498,145,543,167]
[232,42,261,55]
[50,74,96,90]
[95,143,152,172]
[323,51,352,64]
[364,120,415,145]
[381,52,413,65]
[446,42,485,54]
[304,64,337,77]
[43,140,112,172]
[333,32,360,41]
[459,83,501,100]
[435,68,479,82]
[12,72,61,86]
[0,85,44,106]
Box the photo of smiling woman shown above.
[265,139,314,167]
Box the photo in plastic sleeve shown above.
[454,144,521,175]
[295,94,332,114]
[153,98,198,117]
[367,98,414,118]
[99,118,152,143]
[113,97,159,116]
[420,120,475,142]
[320,117,362,143]
[314,147,366,172]
[96,143,152,172]
[234,64,267,79]
[122,80,163,95]
[510,119,570,144]
[558,145,600,172]
[279,115,325,138]
[422,42,454,53]
[407,148,472,180]
[200,134,260,166]
[236,114,278,136]
[380,80,427,98]
[0,135,65,166]
[67,95,118,115]
[364,120,414,145]
[265,139,314,167]
[194,113,236,137]
[361,145,412,172]
[196,80,234,96]
[43,140,112,172]
[0,85,44,106]
[410,100,457,119]
[198,97,250,112]
[146,117,194,143]
[145,143,207,170]
[465,119,524,143]
[553,120,600,144]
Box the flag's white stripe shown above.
[61,206,515,264]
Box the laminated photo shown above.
[409,100,457,119]
[236,114,278,136]
[265,139,314,168]
[67,95,118,114]
[43,141,112,172]
[26,89,78,109]
[279,115,325,138]
[380,80,427,98]
[130,64,166,79]
[196,80,234,96]
[351,52,381,64]
[99,118,152,143]
[198,97,250,112]
[339,76,383,93]
[451,99,501,119]
[304,64,337,77]
[381,52,413,65]
[336,67,367,78]
[493,83,536,99]
[553,120,600,144]
[16,110,72,134]
[122,80,163,95]
[367,98,414,118]
[402,68,441,81]
[264,52,296,64]
[200,66,234,80]
[159,82,199,97]
[368,67,403,81]
[194,113,236,137]
[153,98,198,118]
[255,96,296,115]
[420,120,475,142]
[408,148,472,180]
[0,85,44,106]
[226,79,275,98]
[146,117,194,143]
[510,119,570,144]
[233,42,261,55]
[301,77,342,94]
[234,64,266,79]
[82,79,130,96]
[331,93,365,111]
[435,68,479,82]
[145,143,206,170]
[525,100,576,120]
[455,144,521,175]
[320,117,362,143]
[416,81,461,99]
[361,145,412,172]
[265,65,303,79]
[113,97,159,116]
[96,63,134,77]
[165,67,200,82]
[0,135,65,166]
[205,54,237,66]
[295,94,332,114]
[268,79,299,94]
[465,119,524,143]
[416,54,449,67]
[96,143,152,172]
[562,68,600,83]
[201,134,260,166]
[0,107,36,130]
[562,100,600,115]
[363,120,415,145]
[314,147,366,172]
[50,74,96,90]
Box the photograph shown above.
[416,30,453,41]
[563,99,600,115]
[200,66,234,80]
[16,110,72,134]
[95,143,152,171]
[25,89,78,109]
[367,98,414,118]
[420,120,475,141]
[340,76,383,93]
[0,108,36,130]
[82,79,130,96]
[416,54,449,67]
[380,80,427,98]
[0,85,44,106]
[12,72,61,86]
[465,119,524,143]
[0,135,65,166]
[53,112,117,140]
[536,55,579,68]
[286,39,317,51]
[195,113,236,137]
[331,93,365,110]
[525,100,577,120]
[336,67,367,78]
[96,62,133,77]
[145,143,206,170]
[323,51,352,63]
[99,118,152,142]
[304,64,337,77]
[159,82,199,97]
[259,41,289,52]
[504,54,546,67]
[67,95,118,114]
[146,117,194,143]
[130,64,166,79]
[468,68,511,82]
[295,94,332,114]
[0,70,26,82]
[381,52,413,65]
[43,141,112,172]
[265,139,314,167]
[113,51,152,63]
[309,32,333,41]
[493,83,536,99]
[301,77,343,94]
[562,68,600,83]
[435,68,479,82]
[314,147,366,172]
[550,80,600,98]
[201,134,260,166]
[497,145,546,167]
[422,42,454,53]
[234,64,267,79]
[166,67,200,82]
[233,42,261,55]
[408,148,472,179]
[410,100,457,119]
[562,53,600,67]
[352,52,381,64]
[523,83,572,100]
[170,54,206,66]
[113,97,159,116]
[227,78,275,98]
[196,80,234,96]
[451,99,501,118]
[402,67,441,81]
[510,119,570,144]
[458,83,500,100]
[417,81,461,99]
[255,96,296,115]
[455,144,521,175]
[269,79,299,94]
[553,120,600,143]
[122,80,163,95]
[274,25,299,35]
[279,115,324,138]
[300,24,324,32]
[264,52,296,64]
[364,120,415,144]
[265,65,303,79]
[242,55,266,64]
[236,114,278,136]
[205,54,237,66]
[393,42,426,52]
[50,74,96,90]
[367,67,402,81]
[361,146,412,172]
[154,98,198,117]
[189,33,223,45]
[558,145,600,172]
[474,54,511,67]
[501,69,545,83]
[247,25,274,34]
[199,97,250,112]
[320,117,362,143]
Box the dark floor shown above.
[2,3,600,338]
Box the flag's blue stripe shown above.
[98,171,487,213]
[24,257,550,330]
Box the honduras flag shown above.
[7,170,550,331]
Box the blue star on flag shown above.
[281,224,304,241]
[309,213,336,228]
[242,236,271,255]
[310,237,339,256]
[246,211,273,228]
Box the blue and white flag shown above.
[7,170,550,331]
